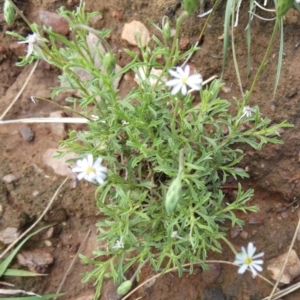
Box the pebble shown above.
[39,11,70,36]
[19,125,34,142]
[202,263,221,284]
[89,15,103,27]
[17,249,54,273]
[0,227,20,244]
[230,226,242,238]
[179,37,190,51]
[121,20,150,47]
[239,230,249,239]
[202,287,226,300]
[267,249,300,284]
[42,148,77,176]
[2,173,19,183]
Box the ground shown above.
[1,0,300,299]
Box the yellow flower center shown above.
[181,76,187,84]
[86,166,95,174]
[245,257,252,265]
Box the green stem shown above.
[221,236,238,255]
[245,18,280,104]
[153,11,188,91]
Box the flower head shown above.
[166,65,202,95]
[112,236,124,250]
[18,33,44,58]
[234,242,264,277]
[238,105,255,122]
[72,154,107,185]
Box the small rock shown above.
[17,249,54,274]
[202,287,226,300]
[249,217,264,225]
[179,37,190,51]
[9,42,26,57]
[2,173,19,183]
[44,240,52,247]
[32,190,39,197]
[230,226,242,238]
[121,21,150,47]
[134,67,166,87]
[49,111,67,138]
[267,249,300,284]
[240,230,249,239]
[112,10,123,21]
[89,15,103,27]
[43,148,77,176]
[41,227,54,240]
[19,125,34,142]
[202,263,221,284]
[39,11,69,36]
[0,227,20,244]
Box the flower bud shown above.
[276,0,294,17]
[117,280,132,296]
[4,0,15,25]
[182,0,198,15]
[162,20,171,42]
[103,52,116,74]
[164,174,182,215]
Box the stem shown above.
[245,17,280,104]
[153,11,188,91]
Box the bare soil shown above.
[1,0,300,299]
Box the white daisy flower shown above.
[166,65,203,95]
[234,242,264,277]
[237,105,256,122]
[171,231,184,240]
[112,236,124,249]
[72,154,108,185]
[18,33,44,58]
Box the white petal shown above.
[252,263,263,271]
[181,84,187,95]
[166,78,181,87]
[187,74,203,84]
[253,252,264,259]
[183,65,190,77]
[93,157,103,168]
[171,83,183,95]
[77,172,85,180]
[168,69,182,79]
[72,166,84,173]
[247,242,256,257]
[249,264,258,277]
[237,264,248,274]
[95,176,105,185]
[76,159,86,168]
[177,66,187,77]
[87,154,94,166]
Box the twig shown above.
[0,118,88,125]
[0,176,69,259]
[0,61,38,121]
[54,229,91,298]
[121,260,274,300]
[267,215,300,300]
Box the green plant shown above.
[6,0,293,298]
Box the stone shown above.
[202,263,221,284]
[17,249,54,273]
[134,67,166,88]
[0,227,20,244]
[121,21,150,47]
[19,125,34,142]
[267,249,300,284]
[39,11,70,36]
[2,173,19,183]
[43,148,77,176]
[49,111,67,138]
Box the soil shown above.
[1,0,300,299]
